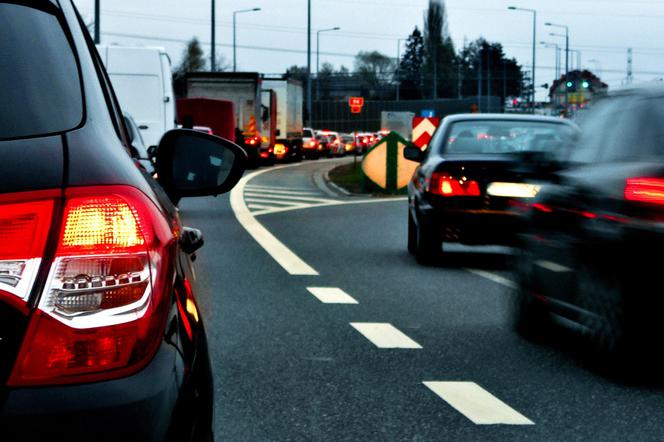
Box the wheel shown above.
[412,214,442,265]
[577,264,629,359]
[407,211,417,254]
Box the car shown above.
[302,127,321,158]
[404,114,577,264]
[123,112,156,176]
[355,132,376,154]
[318,131,344,157]
[341,134,355,154]
[0,1,247,440]
[512,86,664,360]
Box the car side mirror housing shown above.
[156,129,247,201]
[403,144,425,163]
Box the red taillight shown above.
[429,173,480,197]
[625,178,664,205]
[0,192,56,311]
[9,186,175,386]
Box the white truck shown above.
[185,72,271,164]
[380,111,415,140]
[96,45,176,148]
[262,77,304,161]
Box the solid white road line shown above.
[350,323,422,349]
[244,198,305,207]
[423,382,534,425]
[230,164,319,276]
[466,269,516,289]
[246,184,315,192]
[307,287,358,304]
[251,197,408,218]
[244,192,336,203]
[246,203,276,210]
[535,260,573,273]
[244,188,321,196]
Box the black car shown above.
[513,87,664,359]
[0,1,246,440]
[405,114,577,264]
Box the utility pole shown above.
[477,54,482,113]
[508,7,537,113]
[306,0,312,127]
[546,23,569,115]
[487,46,492,112]
[396,39,404,102]
[94,0,100,44]
[211,0,216,71]
[457,63,462,99]
[626,48,633,85]
[502,59,507,109]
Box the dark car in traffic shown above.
[513,87,664,360]
[0,1,246,440]
[405,114,577,264]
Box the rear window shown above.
[303,129,313,138]
[441,120,573,155]
[0,3,83,140]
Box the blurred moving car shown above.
[302,127,322,158]
[355,132,376,154]
[405,114,577,264]
[0,1,247,440]
[513,86,664,359]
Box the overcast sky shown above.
[73,0,664,100]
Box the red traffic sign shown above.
[412,117,440,150]
[349,97,364,107]
[350,106,363,114]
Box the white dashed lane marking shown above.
[307,287,358,304]
[466,269,516,289]
[350,323,422,349]
[535,260,573,273]
[423,382,534,425]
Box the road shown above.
[179,158,664,441]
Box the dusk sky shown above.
[73,0,664,100]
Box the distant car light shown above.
[487,182,541,198]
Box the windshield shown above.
[303,129,313,138]
[442,120,572,155]
[0,3,83,140]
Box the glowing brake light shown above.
[429,173,480,197]
[625,178,664,205]
[9,186,175,386]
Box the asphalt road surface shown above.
[179,158,664,441]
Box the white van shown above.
[96,45,176,148]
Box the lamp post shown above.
[211,0,216,71]
[508,6,537,112]
[306,0,311,127]
[396,38,405,101]
[94,0,100,44]
[316,27,340,100]
[233,8,261,72]
[546,22,569,115]
[540,41,560,79]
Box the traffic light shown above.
[581,80,590,89]
[565,80,576,92]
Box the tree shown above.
[354,50,395,91]
[458,38,524,106]
[423,0,457,98]
[398,27,425,99]
[173,37,207,97]
[286,65,308,83]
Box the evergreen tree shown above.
[423,0,457,98]
[398,27,425,99]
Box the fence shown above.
[310,97,503,132]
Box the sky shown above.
[73,0,664,101]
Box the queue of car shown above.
[404,88,664,368]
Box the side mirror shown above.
[156,129,247,201]
[403,144,425,163]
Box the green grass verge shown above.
[328,161,408,196]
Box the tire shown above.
[413,216,442,265]
[577,264,629,359]
[407,211,417,254]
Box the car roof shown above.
[443,113,573,125]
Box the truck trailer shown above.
[262,77,304,162]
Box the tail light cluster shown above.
[625,177,664,205]
[2,186,175,386]
[429,172,481,197]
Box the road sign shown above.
[362,131,419,193]
[421,109,435,118]
[350,106,362,114]
[411,117,440,150]
[349,97,364,107]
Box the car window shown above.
[599,98,664,163]
[440,120,572,155]
[303,129,313,138]
[0,3,83,140]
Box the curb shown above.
[312,157,354,197]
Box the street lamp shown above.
[396,38,405,101]
[233,7,261,72]
[540,41,560,79]
[508,6,537,112]
[316,27,340,99]
[545,22,569,114]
